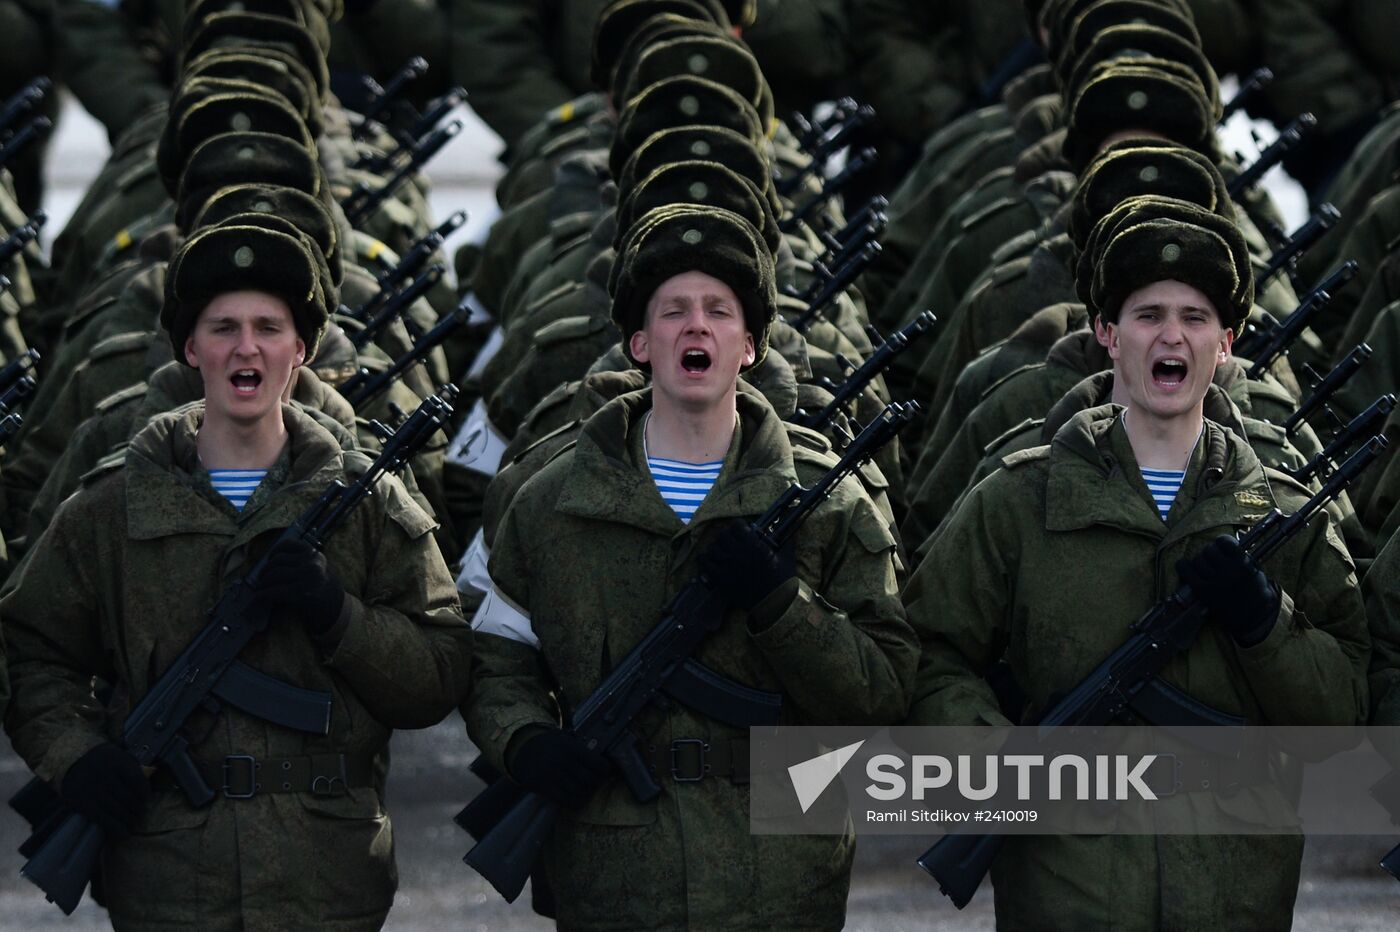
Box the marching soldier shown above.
[463,205,916,928]
[1,220,473,929]
[903,197,1369,929]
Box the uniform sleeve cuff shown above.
[312,592,356,656]
[1235,587,1294,660]
[746,577,800,634]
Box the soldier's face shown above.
[1106,279,1232,425]
[631,270,755,413]
[185,290,305,425]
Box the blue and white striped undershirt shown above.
[647,457,722,523]
[1140,468,1186,521]
[208,469,267,512]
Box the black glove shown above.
[697,520,797,614]
[1175,535,1280,647]
[509,730,613,809]
[60,744,152,840]
[255,539,346,637]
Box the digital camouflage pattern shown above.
[450,0,851,153]
[902,333,1305,549]
[21,362,360,555]
[2,403,472,930]
[466,386,916,929]
[905,406,1369,930]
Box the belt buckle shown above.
[222,755,259,799]
[671,739,709,782]
[311,756,349,798]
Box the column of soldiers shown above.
[0,0,1394,930]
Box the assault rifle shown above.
[456,402,921,902]
[790,97,860,152]
[785,214,885,305]
[1283,344,1371,436]
[17,387,459,914]
[349,264,445,350]
[0,348,38,447]
[0,209,46,267]
[0,116,52,171]
[1256,203,1339,290]
[343,120,462,226]
[0,77,49,140]
[1290,394,1395,483]
[369,211,466,301]
[825,196,889,247]
[777,105,877,198]
[1222,68,1273,121]
[342,299,471,409]
[795,240,881,332]
[1239,261,1358,377]
[358,87,468,175]
[352,56,430,142]
[794,312,936,430]
[916,436,1387,908]
[780,147,878,235]
[1228,113,1316,200]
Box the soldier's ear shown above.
[184,335,200,368]
[741,331,755,367]
[1093,317,1112,347]
[1103,320,1121,360]
[629,329,651,364]
[1218,325,1233,360]
[294,336,306,368]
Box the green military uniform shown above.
[0,0,64,212]
[902,337,1303,551]
[465,386,916,929]
[856,63,1058,315]
[904,405,1369,930]
[450,0,849,154]
[2,403,473,930]
[850,0,1029,149]
[20,361,359,556]
[918,299,1089,452]
[1363,523,1400,731]
[1251,0,1400,194]
[936,370,1362,561]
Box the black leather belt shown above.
[1142,753,1273,799]
[646,738,750,784]
[154,753,375,800]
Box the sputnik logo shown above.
[788,740,865,814]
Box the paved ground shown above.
[4,721,1398,930]
[1,92,1391,930]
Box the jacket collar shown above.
[1040,372,1251,443]
[124,402,346,544]
[556,385,798,537]
[1044,405,1275,541]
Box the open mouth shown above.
[681,349,712,373]
[231,369,263,395]
[1151,358,1187,388]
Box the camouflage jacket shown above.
[1,402,471,929]
[464,385,915,929]
[904,406,1368,930]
